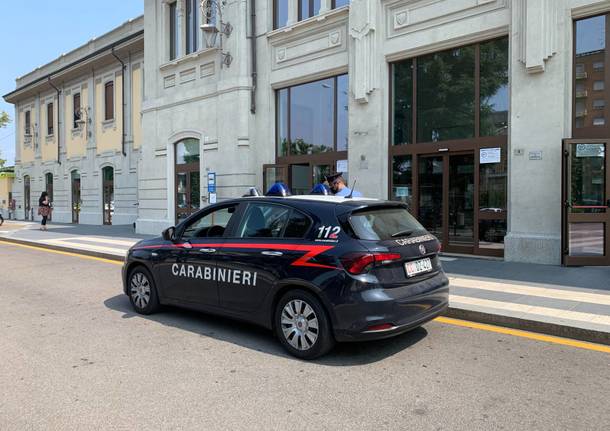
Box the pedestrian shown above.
[38,192,52,231]
[325,172,363,197]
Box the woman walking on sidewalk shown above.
[38,192,52,231]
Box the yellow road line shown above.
[435,316,610,354]
[0,240,123,266]
[3,240,610,353]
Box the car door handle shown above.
[199,248,216,253]
[261,251,283,256]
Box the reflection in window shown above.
[176,138,200,164]
[337,75,349,151]
[479,147,507,212]
[185,0,199,55]
[480,38,509,136]
[392,61,413,145]
[277,75,348,157]
[300,0,321,21]
[417,46,475,142]
[274,0,289,29]
[169,1,179,60]
[391,155,412,209]
[574,15,607,134]
[570,143,605,213]
[479,220,506,250]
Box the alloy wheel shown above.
[281,299,319,350]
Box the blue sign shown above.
[207,172,216,193]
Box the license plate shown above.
[405,258,432,277]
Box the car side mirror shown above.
[162,226,176,242]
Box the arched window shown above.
[175,138,200,222]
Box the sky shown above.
[0,0,144,167]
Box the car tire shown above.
[274,289,335,360]
[128,266,160,315]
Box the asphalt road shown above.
[1,243,609,431]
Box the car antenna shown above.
[346,178,357,199]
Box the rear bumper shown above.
[332,271,449,342]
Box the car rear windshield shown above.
[349,207,426,241]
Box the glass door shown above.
[263,164,288,193]
[562,139,610,265]
[418,156,444,241]
[71,171,81,224]
[102,167,114,225]
[418,152,475,253]
[45,173,53,221]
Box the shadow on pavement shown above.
[104,294,428,366]
[443,257,610,292]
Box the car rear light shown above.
[341,252,402,275]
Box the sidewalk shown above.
[1,220,609,345]
[0,220,153,259]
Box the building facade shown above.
[3,17,144,225]
[138,0,610,265]
[7,1,610,266]
[0,166,15,218]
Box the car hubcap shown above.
[281,299,319,351]
[130,272,151,309]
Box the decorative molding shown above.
[386,0,507,39]
[515,0,559,73]
[272,25,347,68]
[179,67,196,84]
[200,62,215,78]
[350,0,377,103]
[164,75,176,88]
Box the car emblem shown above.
[419,244,426,255]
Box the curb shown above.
[445,307,610,346]
[0,236,125,262]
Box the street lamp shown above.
[200,0,233,67]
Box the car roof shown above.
[241,195,382,205]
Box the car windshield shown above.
[349,207,426,241]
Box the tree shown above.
[0,111,9,128]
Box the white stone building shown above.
[7,1,610,266]
[3,17,144,225]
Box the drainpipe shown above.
[249,0,257,114]
[111,48,127,156]
[47,77,61,165]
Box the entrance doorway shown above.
[418,153,475,253]
[174,138,200,223]
[71,170,81,224]
[263,162,343,195]
[23,175,30,220]
[102,167,114,225]
[45,173,53,221]
[562,140,610,265]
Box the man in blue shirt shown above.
[325,172,363,197]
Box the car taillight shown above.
[341,252,402,275]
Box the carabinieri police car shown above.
[122,185,449,359]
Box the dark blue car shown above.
[122,195,449,359]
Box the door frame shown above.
[561,138,610,266]
[23,175,31,220]
[416,150,477,255]
[45,173,53,221]
[71,171,80,224]
[102,167,114,225]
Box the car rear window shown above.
[349,207,426,241]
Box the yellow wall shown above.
[41,98,58,162]
[0,176,14,208]
[20,108,35,163]
[132,66,142,150]
[96,74,123,154]
[65,87,88,159]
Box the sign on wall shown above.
[576,143,605,158]
[207,172,216,193]
[480,147,501,164]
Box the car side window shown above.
[181,205,237,240]
[237,203,311,238]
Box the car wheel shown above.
[275,289,335,360]
[128,267,160,315]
